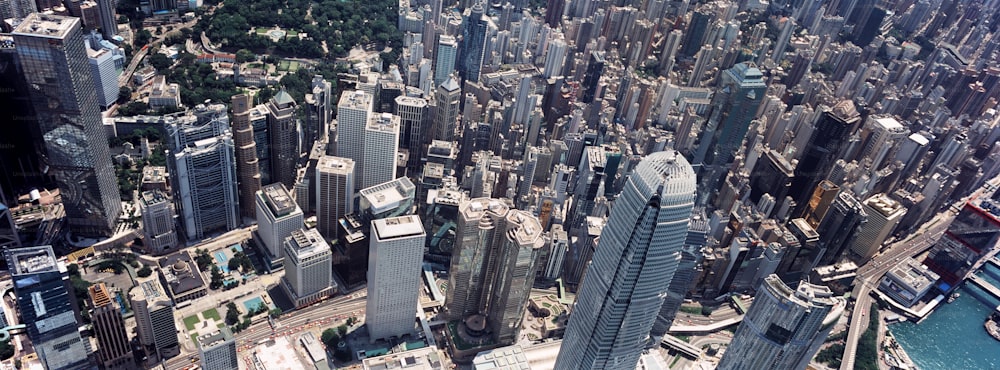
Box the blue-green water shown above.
[890,263,1000,369]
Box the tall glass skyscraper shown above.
[458,3,489,82]
[555,150,696,370]
[692,62,767,205]
[13,14,121,236]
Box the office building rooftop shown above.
[13,13,77,39]
[361,177,416,215]
[7,246,60,275]
[262,183,297,217]
[372,215,424,240]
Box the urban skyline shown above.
[0,0,999,369]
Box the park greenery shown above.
[199,0,401,59]
[195,249,214,271]
[816,343,845,368]
[67,264,92,323]
[137,265,153,278]
[856,303,881,370]
[0,339,13,361]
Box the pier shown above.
[968,275,1000,301]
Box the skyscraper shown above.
[256,183,304,268]
[315,155,355,240]
[362,113,401,189]
[139,189,178,255]
[445,198,545,345]
[337,90,373,190]
[434,35,458,87]
[458,3,489,82]
[267,90,301,188]
[395,95,429,170]
[305,75,333,145]
[581,51,606,103]
[716,275,844,370]
[231,93,263,220]
[815,191,867,266]
[692,62,767,205]
[280,228,335,307]
[130,274,180,363]
[555,150,697,370]
[14,14,121,236]
[166,106,239,241]
[850,194,906,260]
[89,283,134,370]
[197,328,238,370]
[434,75,462,142]
[0,0,35,21]
[366,215,426,342]
[7,245,92,370]
[95,0,116,39]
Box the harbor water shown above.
[890,262,1000,369]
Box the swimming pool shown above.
[244,296,265,312]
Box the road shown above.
[839,213,950,370]
[163,288,368,370]
[838,171,1000,370]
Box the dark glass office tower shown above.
[458,3,489,82]
[13,14,122,236]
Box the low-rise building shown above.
[158,251,207,303]
[880,258,940,307]
[149,75,181,109]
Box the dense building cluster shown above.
[1,0,1000,369]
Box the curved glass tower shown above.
[555,150,697,370]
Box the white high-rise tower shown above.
[366,215,426,342]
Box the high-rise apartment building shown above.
[89,283,134,370]
[231,93,262,219]
[256,183,304,268]
[434,75,461,142]
[850,194,906,260]
[14,14,121,236]
[716,275,844,370]
[555,150,697,370]
[315,155,355,240]
[445,198,545,345]
[267,90,301,188]
[6,246,92,370]
[139,189,177,255]
[362,113,401,189]
[197,328,238,370]
[281,228,335,307]
[130,274,179,363]
[366,215,426,342]
[336,90,373,190]
[434,35,457,87]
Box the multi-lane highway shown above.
[839,212,951,370]
[839,172,1000,370]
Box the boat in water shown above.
[987,305,1000,342]
[948,292,961,303]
